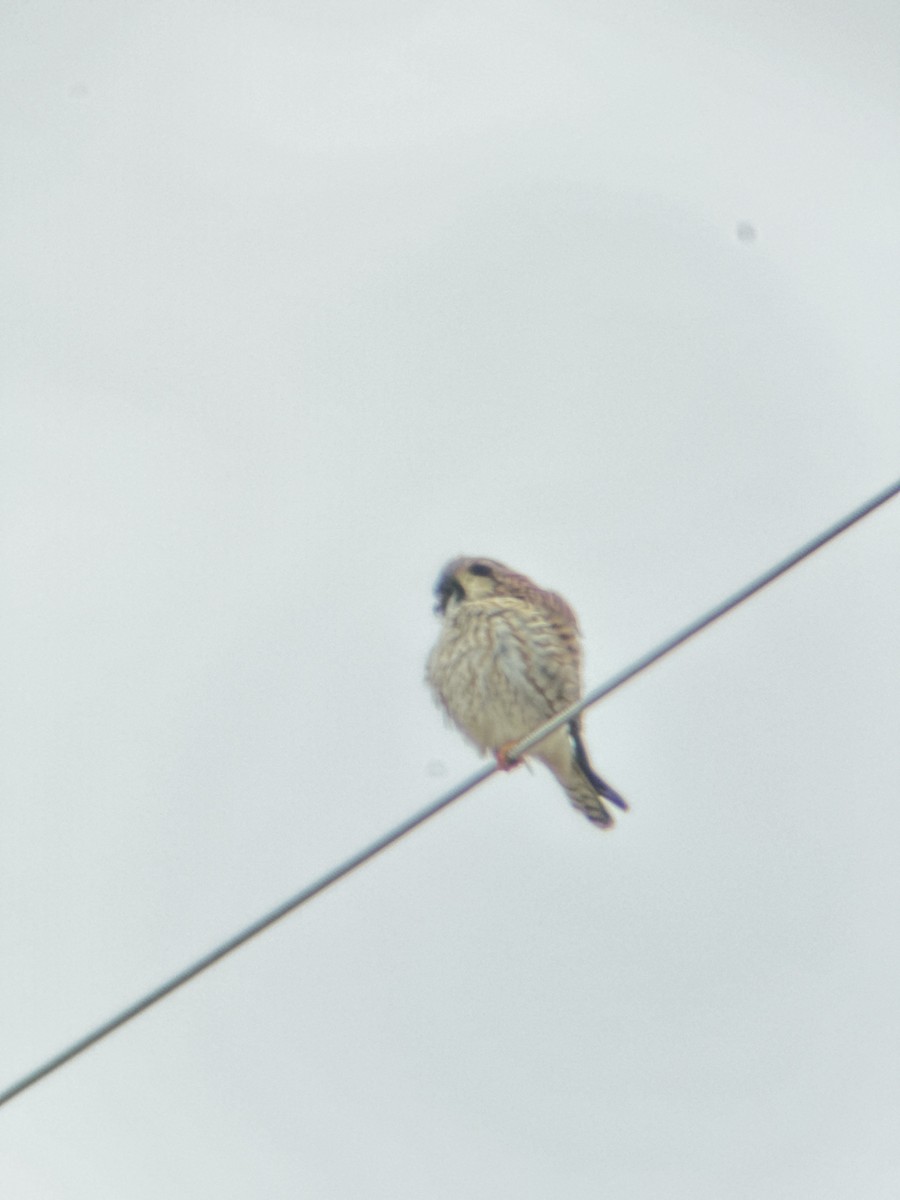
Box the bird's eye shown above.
[469,562,493,577]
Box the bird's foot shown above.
[494,741,522,771]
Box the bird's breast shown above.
[426,604,552,751]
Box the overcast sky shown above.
[2,2,899,1197]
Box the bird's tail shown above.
[560,767,618,828]
[569,720,628,813]
[534,722,628,830]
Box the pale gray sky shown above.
[2,2,899,1197]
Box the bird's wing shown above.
[488,598,583,715]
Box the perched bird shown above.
[426,557,628,829]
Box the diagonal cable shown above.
[1,476,897,1109]
[507,476,900,763]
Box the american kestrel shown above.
[426,557,628,829]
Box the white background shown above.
[2,2,899,1196]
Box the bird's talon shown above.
[494,742,521,771]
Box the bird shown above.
[426,557,628,829]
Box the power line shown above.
[507,476,900,763]
[1,477,897,1109]
[0,759,497,1110]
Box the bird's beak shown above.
[434,573,464,614]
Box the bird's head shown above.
[433,557,514,614]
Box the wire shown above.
[507,476,900,763]
[0,759,497,1109]
[1,477,897,1109]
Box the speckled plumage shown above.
[426,557,627,829]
